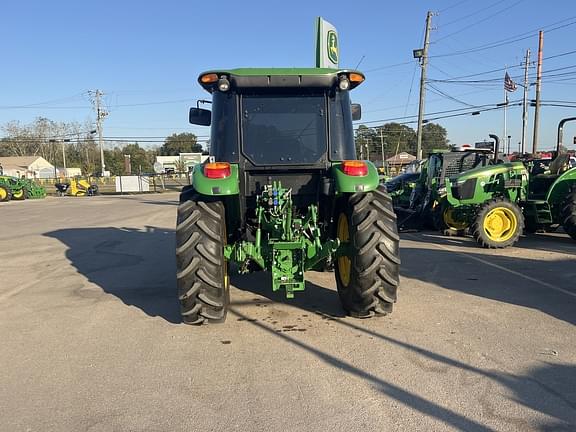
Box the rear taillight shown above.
[341,160,368,176]
[204,162,231,179]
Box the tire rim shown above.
[0,188,6,200]
[13,190,23,198]
[443,207,469,230]
[337,213,351,287]
[483,207,518,242]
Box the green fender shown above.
[192,163,240,196]
[331,161,380,194]
[546,167,576,205]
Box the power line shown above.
[355,100,522,125]
[426,83,475,107]
[435,0,526,43]
[438,0,474,13]
[431,17,576,58]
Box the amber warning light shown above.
[204,162,231,179]
[341,160,368,176]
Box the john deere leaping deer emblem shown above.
[327,30,338,64]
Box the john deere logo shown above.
[327,30,338,64]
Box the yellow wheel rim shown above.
[13,190,23,198]
[223,225,229,290]
[0,188,6,200]
[337,213,351,287]
[483,207,518,242]
[443,207,469,230]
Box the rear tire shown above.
[176,192,229,325]
[561,187,576,240]
[433,200,468,237]
[0,185,11,202]
[472,198,524,248]
[334,185,401,318]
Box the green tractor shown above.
[393,144,496,232]
[444,118,576,248]
[177,68,401,325]
[0,176,27,200]
[0,176,46,200]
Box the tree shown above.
[0,117,100,172]
[354,122,450,162]
[422,123,449,152]
[160,133,202,155]
[122,143,154,174]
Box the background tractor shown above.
[443,117,576,248]
[177,68,401,325]
[0,176,46,201]
[391,140,498,232]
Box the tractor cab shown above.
[188,68,365,233]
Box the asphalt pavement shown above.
[0,193,575,432]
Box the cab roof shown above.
[197,68,365,93]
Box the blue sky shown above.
[1,0,575,152]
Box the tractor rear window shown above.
[241,94,327,165]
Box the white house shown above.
[155,153,208,172]
[0,156,55,178]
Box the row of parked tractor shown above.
[386,117,576,248]
[0,176,99,202]
[0,175,47,202]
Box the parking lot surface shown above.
[1,193,575,432]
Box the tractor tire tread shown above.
[335,184,400,318]
[561,188,576,240]
[176,190,228,325]
[471,197,524,248]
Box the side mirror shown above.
[351,103,362,121]
[189,108,211,126]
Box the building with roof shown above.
[0,156,55,178]
[386,152,416,174]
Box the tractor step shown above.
[525,200,553,224]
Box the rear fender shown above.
[192,163,240,196]
[546,167,576,205]
[331,161,380,194]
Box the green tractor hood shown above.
[450,161,527,182]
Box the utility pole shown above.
[94,90,108,175]
[380,128,385,169]
[532,31,544,155]
[503,65,508,153]
[415,11,433,161]
[521,49,531,154]
[365,142,370,161]
[61,140,67,174]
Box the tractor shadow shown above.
[230,303,576,431]
[400,234,576,326]
[230,270,346,318]
[414,228,576,256]
[45,226,181,324]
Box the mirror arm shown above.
[197,99,212,109]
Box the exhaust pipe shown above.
[489,134,500,163]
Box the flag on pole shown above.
[504,72,517,92]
